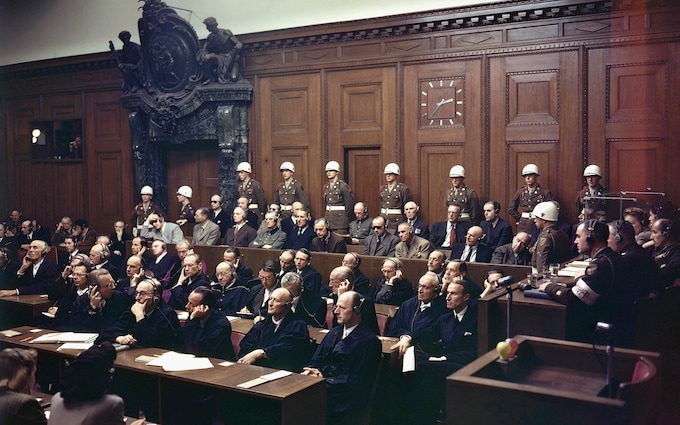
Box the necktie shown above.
[376,236,381,246]
[297,229,302,237]
[449,225,456,246]
[420,302,431,312]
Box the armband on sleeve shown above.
[571,278,600,306]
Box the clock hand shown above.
[429,98,454,119]
[440,98,454,105]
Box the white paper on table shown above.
[57,342,93,351]
[218,361,234,367]
[176,311,189,321]
[161,357,213,372]
[0,330,21,337]
[226,316,239,322]
[402,346,415,373]
[41,312,55,319]
[568,260,590,268]
[146,351,195,367]
[30,332,97,344]
[261,370,292,380]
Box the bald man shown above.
[450,226,492,263]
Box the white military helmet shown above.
[177,185,193,198]
[532,201,558,222]
[583,164,602,177]
[449,165,465,178]
[140,185,153,196]
[383,163,400,175]
[522,163,540,176]
[280,161,295,173]
[325,161,340,172]
[236,162,252,173]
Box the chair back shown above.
[617,356,657,425]
[231,331,246,358]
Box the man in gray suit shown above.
[491,232,532,265]
[364,216,399,257]
[395,222,433,259]
[140,213,184,244]
[192,207,221,245]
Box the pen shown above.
[20,336,33,342]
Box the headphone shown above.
[347,251,361,267]
[284,289,296,308]
[37,241,50,257]
[146,278,161,304]
[586,219,596,245]
[613,219,623,244]
[492,201,501,214]
[98,244,110,261]
[352,295,365,315]
[0,248,9,263]
[662,220,673,239]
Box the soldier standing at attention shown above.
[508,163,553,235]
[322,161,354,235]
[379,163,412,231]
[576,164,608,221]
[446,165,481,225]
[531,201,571,273]
[130,186,163,236]
[274,161,309,219]
[237,161,267,226]
[176,185,196,227]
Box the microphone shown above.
[497,276,514,287]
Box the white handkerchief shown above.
[402,346,415,373]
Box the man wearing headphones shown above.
[426,250,447,280]
[178,286,235,360]
[479,201,513,253]
[97,278,180,350]
[339,253,370,295]
[607,220,662,297]
[651,218,680,288]
[303,291,381,425]
[404,201,430,240]
[238,287,311,371]
[311,218,347,253]
[70,269,132,333]
[539,220,634,344]
[349,202,373,245]
[367,257,413,306]
[0,240,59,298]
[89,243,119,281]
[168,253,211,310]
[211,261,249,315]
[395,222,433,259]
[281,272,327,328]
[0,247,19,290]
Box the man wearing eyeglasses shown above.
[209,194,231,240]
[363,216,399,257]
[70,269,132,332]
[429,204,472,250]
[244,260,281,320]
[140,213,184,244]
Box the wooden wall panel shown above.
[167,142,220,222]
[6,99,41,219]
[44,94,81,120]
[258,74,321,218]
[347,148,381,219]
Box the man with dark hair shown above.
[238,287,310,371]
[312,218,347,253]
[209,194,231,240]
[222,247,253,287]
[479,201,513,253]
[211,261,249,315]
[0,240,59,298]
[192,207,221,245]
[429,204,472,250]
[303,291,381,425]
[608,220,662,297]
[140,213,183,244]
[178,286,235,360]
[540,220,634,344]
[294,248,323,295]
[245,260,281,319]
[72,219,97,246]
[286,207,315,250]
[0,223,16,258]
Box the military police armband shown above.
[571,278,600,306]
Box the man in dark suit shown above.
[404,201,430,240]
[209,194,231,240]
[245,260,281,319]
[398,279,478,425]
[168,253,211,310]
[302,291,381,425]
[0,240,59,298]
[339,252,370,295]
[0,223,17,258]
[238,287,311,372]
[363,216,399,257]
[69,269,132,332]
[281,272,327,328]
[429,204,472,250]
[211,261,249,315]
[449,226,492,263]
[146,240,181,290]
[479,201,513,253]
[295,248,323,295]
[348,202,373,246]
[491,232,532,265]
[89,243,119,281]
[388,272,448,341]
[311,218,347,253]
[224,207,257,247]
[0,347,47,424]
[286,207,315,250]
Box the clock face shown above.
[419,78,464,128]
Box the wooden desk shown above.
[477,282,566,354]
[448,335,660,425]
[0,326,326,425]
[375,303,399,317]
[0,294,53,328]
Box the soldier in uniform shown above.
[379,163,412,231]
[130,186,163,236]
[446,165,481,225]
[576,164,608,221]
[176,186,196,227]
[274,161,309,219]
[236,162,267,226]
[531,201,571,273]
[322,161,354,235]
[508,163,553,235]
[540,220,634,344]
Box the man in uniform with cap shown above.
[237,161,267,226]
[322,161,354,235]
[175,185,196,227]
[509,163,553,235]
[379,163,412,230]
[531,201,571,272]
[130,186,163,236]
[576,164,608,221]
[446,165,481,225]
[274,161,309,219]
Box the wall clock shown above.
[419,78,464,128]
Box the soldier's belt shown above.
[381,208,402,215]
[459,212,470,219]
[249,204,259,210]
[521,212,532,219]
[280,205,293,211]
[326,206,346,211]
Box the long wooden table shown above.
[477,280,566,354]
[0,294,53,328]
[0,326,326,425]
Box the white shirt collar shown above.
[342,324,358,339]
